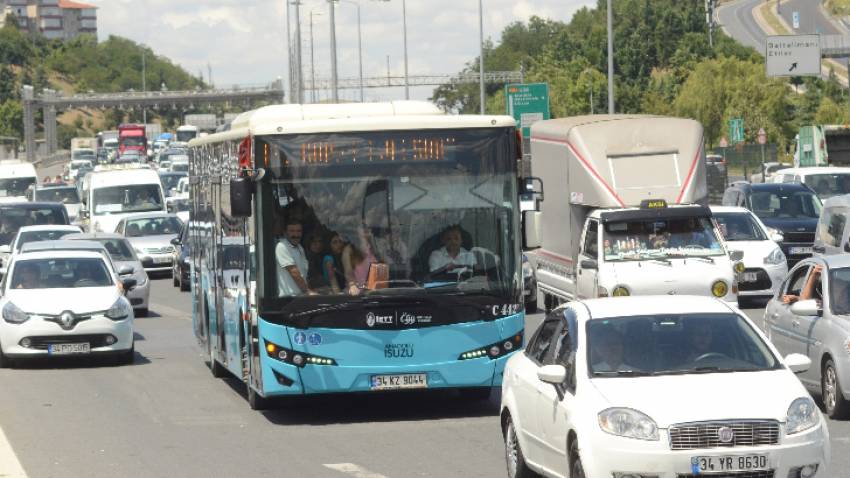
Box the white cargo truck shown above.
[523,115,743,310]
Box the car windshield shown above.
[159,173,186,191]
[16,229,76,251]
[0,177,36,198]
[92,184,163,215]
[0,207,66,246]
[71,151,94,160]
[587,313,781,376]
[829,267,850,316]
[603,216,725,261]
[9,257,113,289]
[170,162,188,172]
[35,187,79,204]
[713,212,767,241]
[803,173,850,199]
[121,137,145,147]
[125,216,181,237]
[94,238,136,261]
[750,190,821,219]
[70,160,93,169]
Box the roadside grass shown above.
[759,1,790,35]
[826,0,850,16]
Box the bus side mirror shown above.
[522,177,544,203]
[229,177,253,217]
[523,211,541,249]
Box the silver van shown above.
[813,194,850,256]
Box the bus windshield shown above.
[258,128,519,322]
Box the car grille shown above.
[669,420,780,450]
[677,472,774,478]
[144,246,173,254]
[782,231,814,244]
[738,268,772,292]
[20,334,115,350]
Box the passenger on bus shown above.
[323,232,346,294]
[306,233,329,291]
[275,219,311,297]
[342,223,378,296]
[429,225,476,274]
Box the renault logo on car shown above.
[717,426,734,443]
[60,312,75,330]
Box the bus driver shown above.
[429,225,477,275]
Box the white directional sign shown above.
[765,34,821,77]
[792,11,800,29]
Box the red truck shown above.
[118,124,147,158]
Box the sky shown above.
[84,0,595,103]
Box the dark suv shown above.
[722,182,822,266]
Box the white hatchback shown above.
[501,296,829,478]
[0,249,136,366]
[711,206,789,301]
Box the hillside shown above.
[0,17,204,146]
[433,0,848,153]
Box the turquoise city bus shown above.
[187,101,526,409]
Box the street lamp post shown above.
[607,0,614,114]
[294,0,305,104]
[328,0,339,102]
[310,10,322,103]
[337,0,364,102]
[375,0,409,99]
[285,0,292,103]
[478,0,485,114]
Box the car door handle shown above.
[792,319,800,328]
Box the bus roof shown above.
[189,101,516,147]
[88,168,161,189]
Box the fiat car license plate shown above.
[691,454,767,473]
[370,373,428,390]
[154,256,170,264]
[742,272,758,282]
[48,343,90,355]
[790,246,812,255]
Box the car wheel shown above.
[822,359,850,419]
[114,344,134,365]
[247,384,269,410]
[504,414,537,478]
[569,439,585,478]
[525,296,537,313]
[135,308,148,318]
[179,274,190,292]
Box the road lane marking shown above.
[323,463,388,478]
[0,425,28,478]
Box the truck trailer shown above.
[523,115,742,311]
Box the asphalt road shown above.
[778,0,844,35]
[0,281,847,478]
[718,0,768,51]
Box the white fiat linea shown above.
[501,296,830,478]
[0,249,135,366]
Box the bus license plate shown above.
[48,343,90,355]
[370,373,428,391]
[691,454,768,473]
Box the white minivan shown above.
[0,160,37,204]
[81,167,166,234]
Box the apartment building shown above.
[0,0,97,41]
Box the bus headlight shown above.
[612,286,630,297]
[264,340,336,367]
[711,280,729,297]
[459,332,523,360]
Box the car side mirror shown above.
[537,364,567,384]
[117,265,134,276]
[580,259,598,270]
[729,250,744,261]
[522,211,541,249]
[170,237,181,246]
[784,353,811,374]
[121,277,137,292]
[790,299,820,317]
[770,232,784,242]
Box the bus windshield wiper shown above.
[592,370,651,377]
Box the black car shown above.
[721,182,822,266]
[522,253,537,312]
[0,202,70,273]
[172,221,191,291]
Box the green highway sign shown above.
[505,83,550,137]
[729,118,745,144]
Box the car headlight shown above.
[786,397,819,435]
[105,297,132,321]
[764,247,786,265]
[598,408,659,441]
[711,280,728,297]
[612,286,630,297]
[2,301,29,324]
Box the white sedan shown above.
[501,296,829,478]
[0,249,136,366]
[711,206,788,301]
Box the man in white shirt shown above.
[276,220,310,297]
[429,225,476,274]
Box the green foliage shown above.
[0,100,23,138]
[815,97,848,124]
[0,21,34,66]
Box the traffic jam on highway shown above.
[1,107,847,478]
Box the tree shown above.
[0,100,23,138]
[815,97,848,124]
[0,64,16,102]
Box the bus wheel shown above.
[247,385,269,410]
